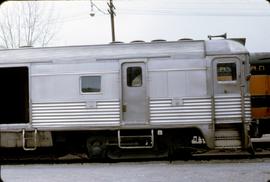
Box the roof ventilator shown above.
[208,33,227,40]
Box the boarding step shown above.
[117,130,154,149]
[22,129,38,151]
[215,129,241,149]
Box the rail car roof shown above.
[0,39,248,64]
[249,52,270,64]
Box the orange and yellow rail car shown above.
[250,53,270,137]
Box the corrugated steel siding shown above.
[215,95,251,123]
[150,95,251,125]
[31,96,251,128]
[32,101,120,128]
[150,98,212,124]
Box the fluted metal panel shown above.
[214,96,251,123]
[150,98,212,124]
[32,101,120,128]
[150,96,251,125]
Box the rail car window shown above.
[127,67,142,87]
[81,76,101,93]
[217,63,237,82]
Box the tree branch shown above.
[0,2,58,48]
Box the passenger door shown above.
[212,57,241,95]
[121,62,148,125]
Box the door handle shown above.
[122,105,127,112]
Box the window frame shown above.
[79,75,102,94]
[216,61,238,84]
[127,66,143,87]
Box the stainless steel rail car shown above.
[0,39,252,158]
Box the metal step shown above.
[22,129,38,151]
[117,130,154,149]
[215,129,241,149]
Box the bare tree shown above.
[0,1,59,48]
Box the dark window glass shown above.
[81,76,101,93]
[217,63,237,81]
[127,67,142,87]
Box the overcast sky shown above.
[2,0,270,52]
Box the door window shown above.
[127,67,142,87]
[217,63,237,82]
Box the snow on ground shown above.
[1,159,270,182]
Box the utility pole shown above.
[107,0,116,42]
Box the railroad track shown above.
[1,149,270,164]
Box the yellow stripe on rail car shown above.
[251,107,270,119]
[250,75,270,96]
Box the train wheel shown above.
[168,136,192,161]
[86,137,107,160]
